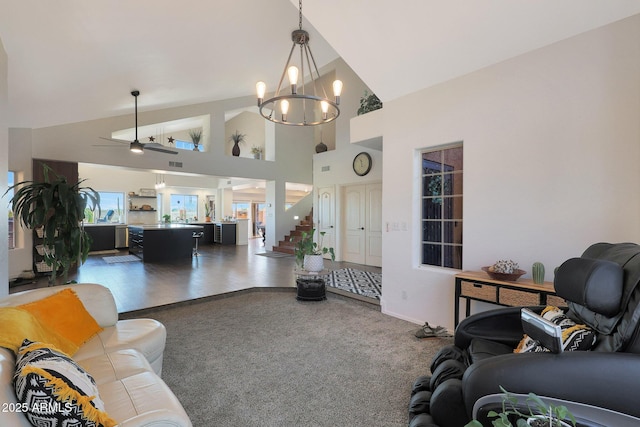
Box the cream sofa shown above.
[0,283,192,427]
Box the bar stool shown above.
[192,231,204,256]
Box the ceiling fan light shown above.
[130,140,144,154]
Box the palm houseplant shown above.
[291,228,335,272]
[5,163,100,284]
[189,129,203,151]
[229,130,246,157]
[357,90,383,115]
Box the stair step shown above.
[271,209,313,255]
[273,246,294,255]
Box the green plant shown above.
[229,130,246,145]
[5,163,100,283]
[204,201,211,217]
[251,146,263,155]
[189,129,202,144]
[163,214,171,223]
[357,90,383,115]
[532,262,545,284]
[291,228,335,268]
[465,387,576,427]
[189,128,203,151]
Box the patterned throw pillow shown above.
[515,306,596,353]
[13,339,116,427]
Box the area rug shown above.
[124,291,452,426]
[326,267,382,300]
[102,254,141,264]
[255,251,293,258]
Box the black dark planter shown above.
[296,278,326,301]
[232,142,240,156]
[315,141,328,153]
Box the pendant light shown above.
[256,0,342,126]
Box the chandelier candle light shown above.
[256,0,342,126]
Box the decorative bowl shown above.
[482,266,526,282]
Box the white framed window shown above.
[421,144,463,269]
[88,191,125,223]
[170,194,198,221]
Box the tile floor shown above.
[11,238,382,314]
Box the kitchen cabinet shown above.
[192,223,214,244]
[213,222,236,245]
[128,224,203,262]
[85,225,116,251]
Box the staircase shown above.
[272,211,313,255]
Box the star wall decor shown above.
[148,136,155,142]
[168,136,174,144]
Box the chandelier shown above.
[256,0,342,126]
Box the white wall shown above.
[0,38,8,296]
[225,111,266,158]
[381,15,640,328]
[7,129,33,280]
[5,92,320,275]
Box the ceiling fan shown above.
[97,90,178,155]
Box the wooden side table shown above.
[454,271,564,328]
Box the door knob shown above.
[360,227,365,230]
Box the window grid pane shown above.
[421,145,463,269]
[170,194,199,221]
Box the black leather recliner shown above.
[408,242,640,427]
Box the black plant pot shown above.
[232,142,240,156]
[315,141,328,153]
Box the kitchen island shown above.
[128,224,203,262]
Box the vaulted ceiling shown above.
[1,0,638,129]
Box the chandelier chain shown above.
[299,0,303,30]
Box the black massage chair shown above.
[408,242,640,427]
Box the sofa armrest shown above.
[463,352,640,420]
[454,306,543,349]
[69,283,119,327]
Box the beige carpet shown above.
[125,290,452,426]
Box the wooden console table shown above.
[454,271,563,328]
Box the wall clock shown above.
[353,152,372,176]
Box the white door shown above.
[316,186,335,257]
[343,185,366,264]
[342,183,383,266]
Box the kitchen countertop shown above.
[128,224,204,230]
